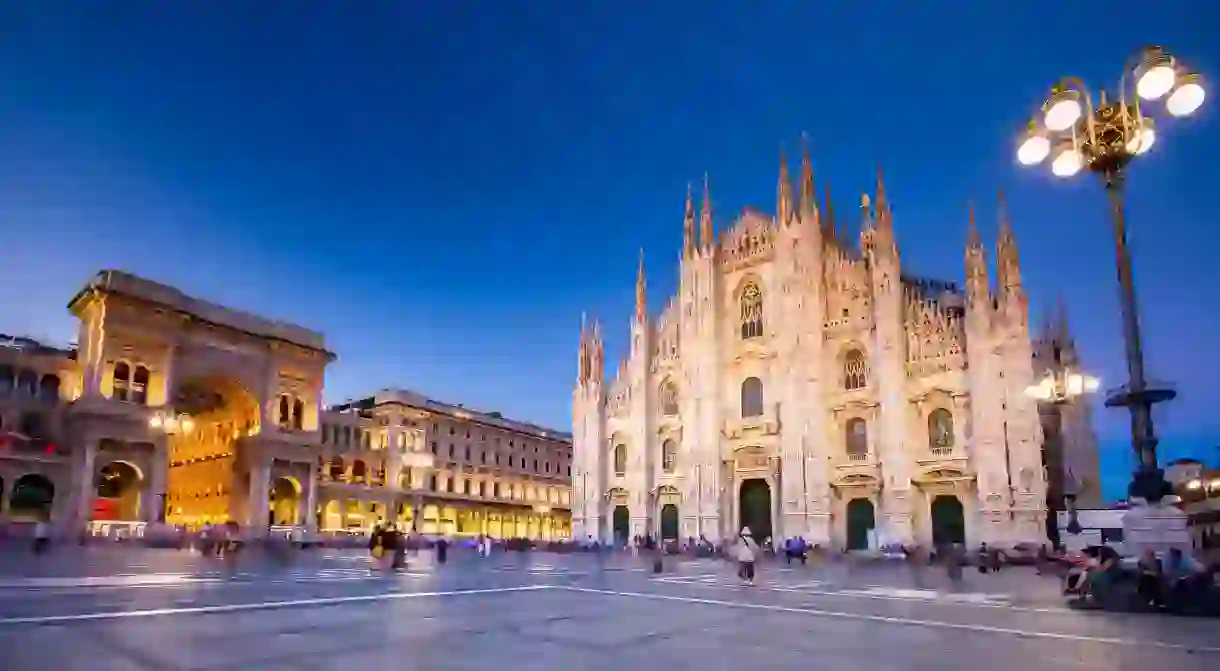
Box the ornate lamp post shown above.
[147,409,194,524]
[1015,46,1205,504]
[401,450,435,532]
[1026,368,1100,537]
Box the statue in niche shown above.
[928,408,954,449]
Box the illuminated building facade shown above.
[0,270,572,539]
[572,148,1096,549]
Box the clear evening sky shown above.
[2,2,1217,499]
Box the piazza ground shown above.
[0,549,1218,670]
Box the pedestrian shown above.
[32,520,50,555]
[735,527,759,586]
[435,536,449,564]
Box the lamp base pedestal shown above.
[1122,501,1190,556]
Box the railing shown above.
[847,452,870,462]
[930,446,954,458]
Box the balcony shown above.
[833,451,880,480]
[914,444,971,473]
[722,405,781,442]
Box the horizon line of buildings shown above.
[0,270,574,540]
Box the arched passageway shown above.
[269,477,301,526]
[10,474,55,522]
[95,461,143,521]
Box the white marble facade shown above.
[572,149,1053,550]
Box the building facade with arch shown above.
[572,148,1098,550]
[0,271,572,540]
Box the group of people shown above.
[1064,545,1218,613]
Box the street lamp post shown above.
[1026,368,1100,540]
[1015,46,1205,503]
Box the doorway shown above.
[845,498,876,551]
[659,503,679,541]
[612,505,630,545]
[738,478,772,542]
[930,495,966,547]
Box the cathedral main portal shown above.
[738,478,772,542]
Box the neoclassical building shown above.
[572,148,1095,549]
[0,271,572,539]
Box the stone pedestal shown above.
[1122,502,1191,555]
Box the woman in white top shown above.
[735,527,759,585]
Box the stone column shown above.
[73,439,99,533]
[247,460,271,535]
[142,440,168,523]
[303,466,319,532]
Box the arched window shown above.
[351,460,368,484]
[38,375,60,404]
[112,362,131,401]
[928,409,955,450]
[278,396,291,426]
[18,370,37,397]
[291,399,304,430]
[328,457,345,482]
[659,380,678,416]
[844,350,868,390]
[845,418,868,458]
[131,366,149,405]
[0,365,14,395]
[662,439,677,473]
[740,282,764,339]
[741,377,764,417]
[613,443,627,476]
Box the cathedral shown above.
[571,147,1085,551]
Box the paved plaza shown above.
[0,548,1218,670]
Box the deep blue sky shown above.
[2,2,1217,499]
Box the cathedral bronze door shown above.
[738,479,772,541]
[612,505,630,544]
[930,495,966,548]
[660,504,679,541]
[845,498,875,551]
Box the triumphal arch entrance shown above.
[67,271,334,532]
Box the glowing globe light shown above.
[1051,148,1083,178]
[1125,127,1156,155]
[1136,65,1176,100]
[1017,134,1050,165]
[1044,98,1082,132]
[1166,81,1205,116]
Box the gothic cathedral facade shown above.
[572,148,1053,550]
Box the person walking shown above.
[735,527,759,586]
[32,520,50,555]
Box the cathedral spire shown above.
[799,136,818,222]
[700,173,714,252]
[822,181,837,241]
[682,183,696,258]
[874,164,892,233]
[777,147,794,225]
[635,248,647,323]
[578,311,589,385]
[995,190,1022,292]
[965,201,990,304]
